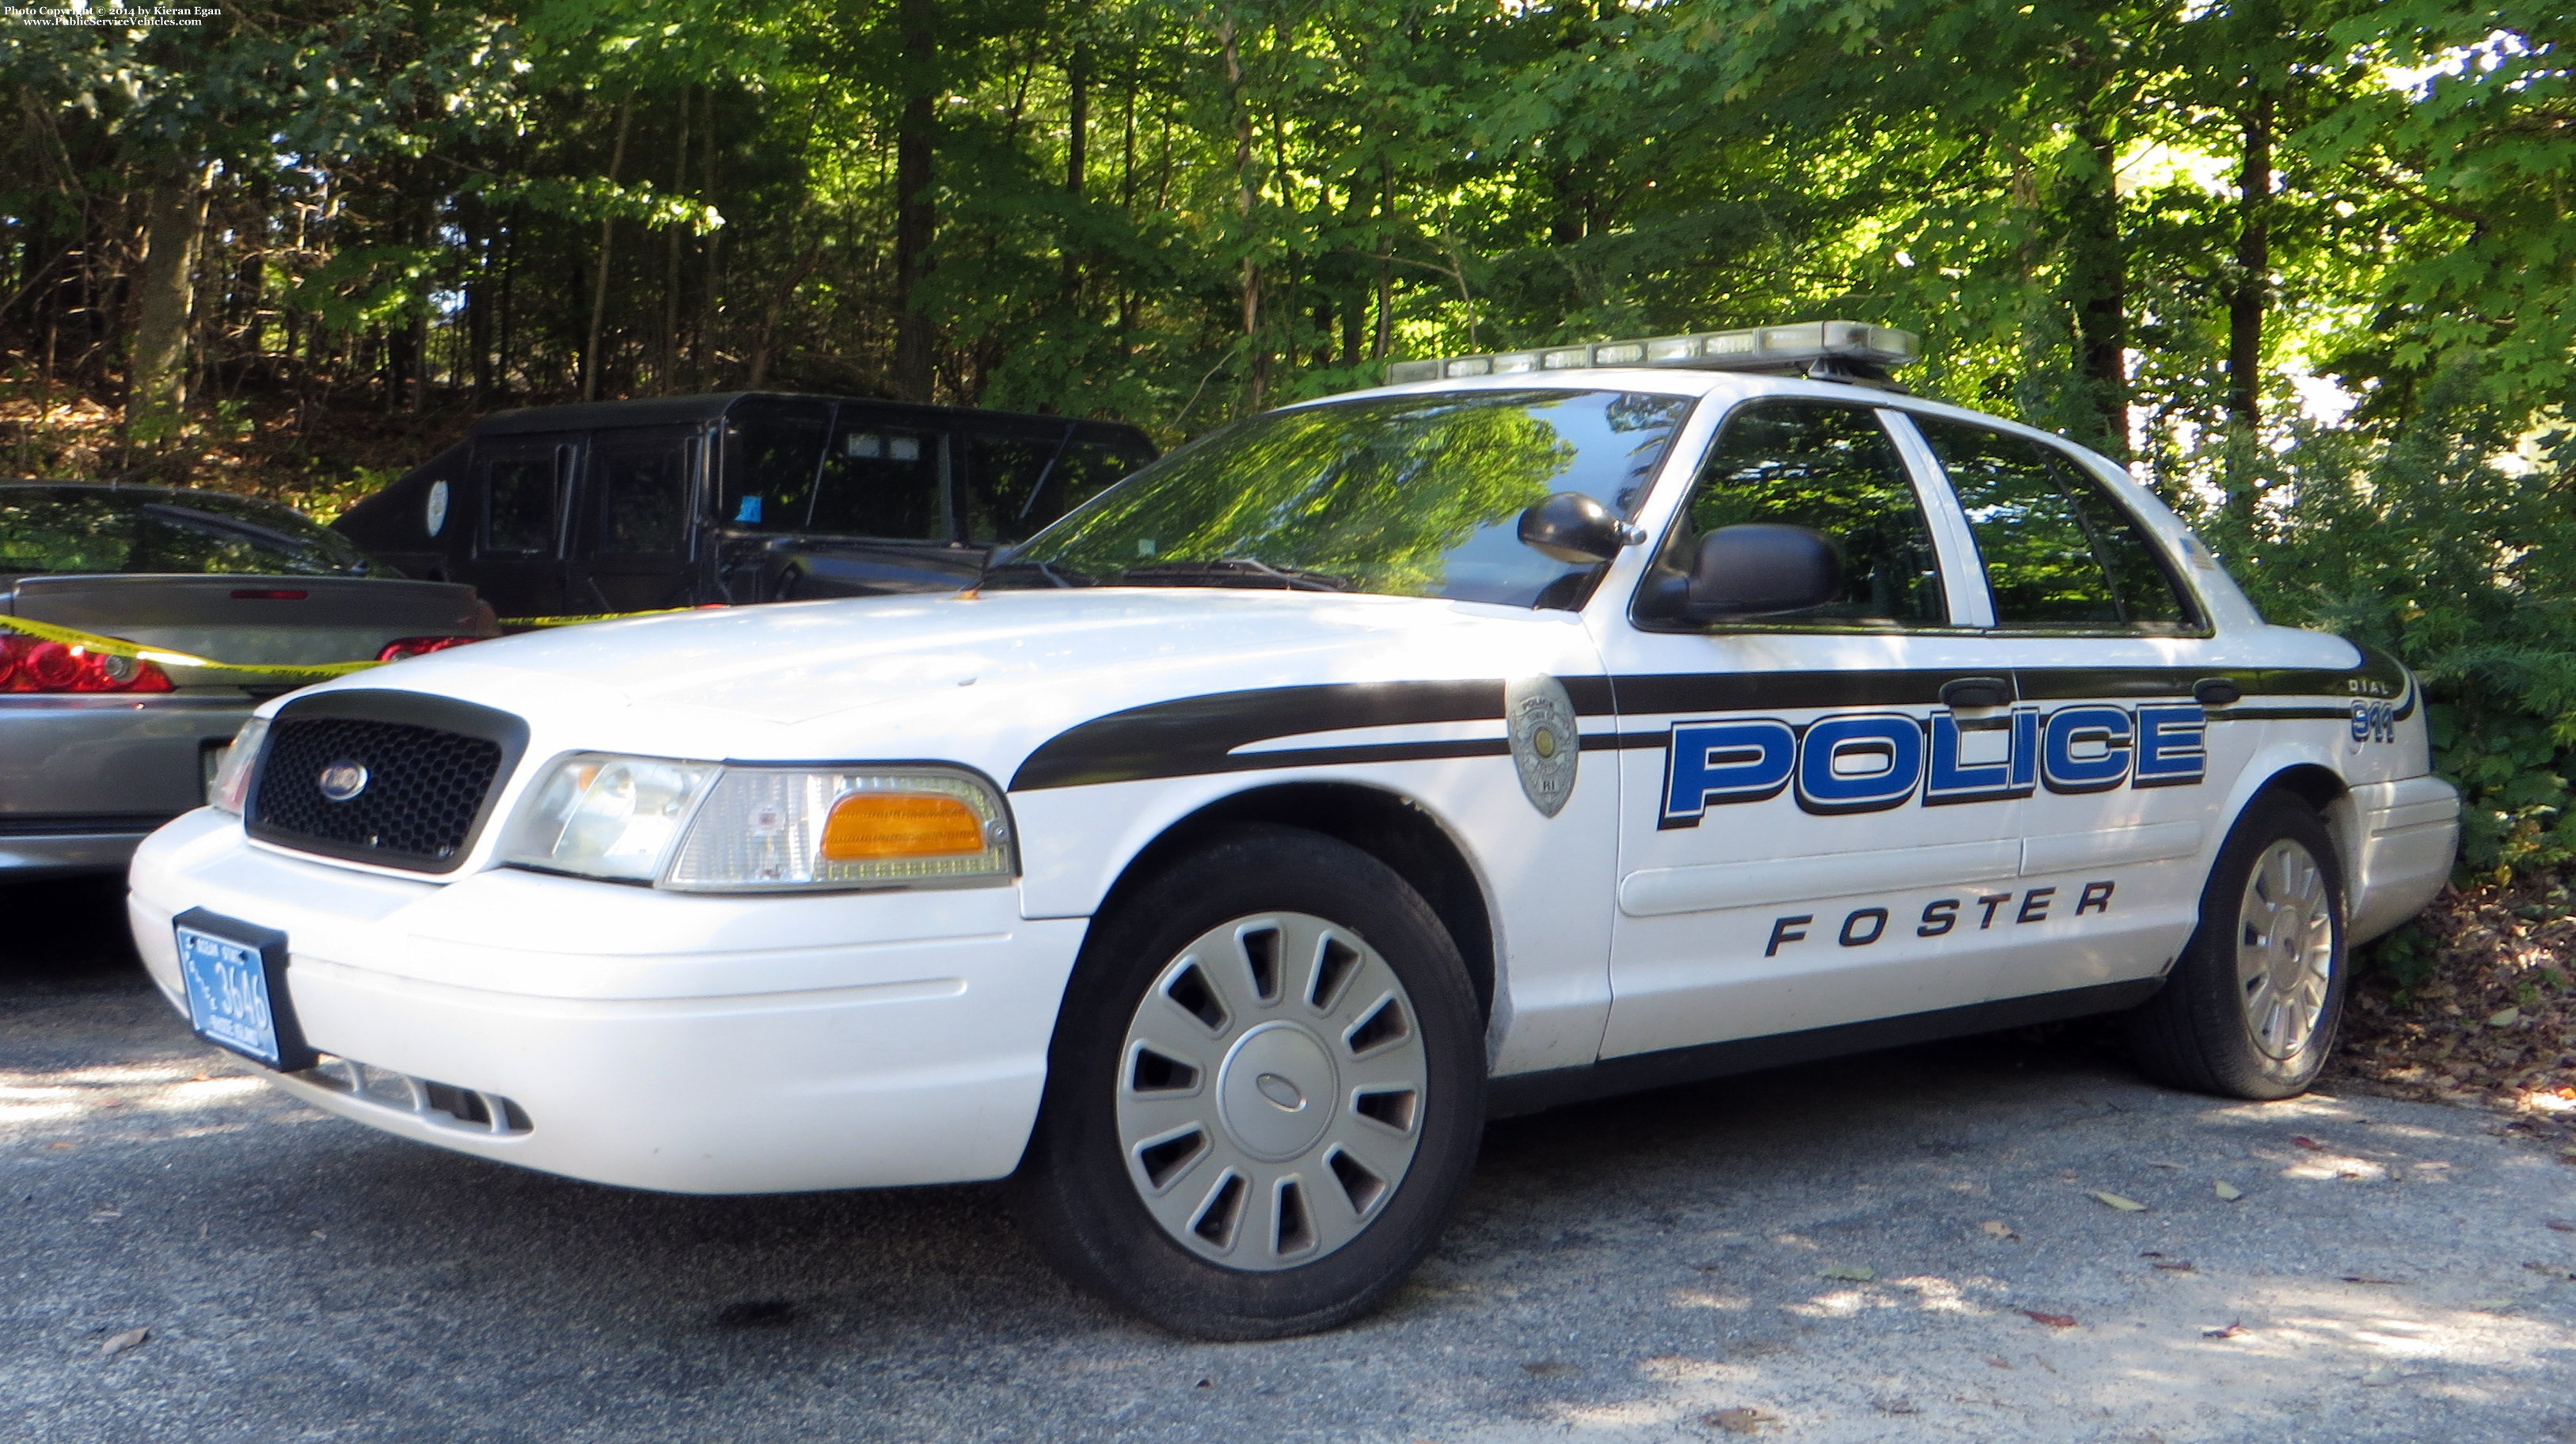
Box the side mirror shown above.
[1677,523,1843,618]
[1518,492,1646,564]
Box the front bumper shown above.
[127,809,1087,1193]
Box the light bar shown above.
[1384,320,1919,386]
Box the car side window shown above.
[484,447,566,556]
[1912,417,2195,631]
[965,432,1062,545]
[1651,401,1946,625]
[717,404,829,530]
[593,439,693,556]
[809,421,947,539]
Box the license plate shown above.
[174,909,314,1072]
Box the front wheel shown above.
[1013,825,1486,1340]
[2127,792,2348,1100]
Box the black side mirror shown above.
[1672,523,1843,618]
[1518,492,1646,564]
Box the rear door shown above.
[573,426,701,612]
[1889,412,2246,1001]
[469,435,579,618]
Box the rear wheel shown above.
[2128,792,2347,1100]
[1014,825,1485,1340]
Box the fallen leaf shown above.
[2023,1310,2078,1328]
[1819,1265,1875,1282]
[2360,1365,2401,1388]
[309,1230,327,1241]
[2153,1260,2198,1273]
[2339,1275,2408,1286]
[2487,1007,2521,1028]
[1983,1355,2014,1370]
[98,1328,148,1357]
[2292,1136,2326,1151]
[2214,1181,2244,1201]
[47,1142,74,1151]
[2466,1298,2517,1313]
[2091,1191,2149,1212]
[2524,1262,2576,1281]
[1703,1408,1769,1434]
[1195,1378,1214,1389]
[2146,1160,2185,1169]
[1872,1397,1920,1416]
[1980,1220,2017,1240]
[1519,1361,1578,1378]
[2546,1220,2576,1233]
[2202,1321,2246,1340]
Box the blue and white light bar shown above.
[1384,320,1919,386]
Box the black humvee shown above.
[335,393,1157,618]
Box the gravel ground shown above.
[7,878,2574,1443]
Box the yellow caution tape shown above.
[0,614,380,682]
[0,604,708,685]
[499,606,701,629]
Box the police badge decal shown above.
[1506,674,1579,817]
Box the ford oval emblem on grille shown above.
[317,760,370,803]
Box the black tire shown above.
[1013,823,1487,1340]
[2127,792,2349,1100]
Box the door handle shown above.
[1940,676,2014,709]
[2193,677,2244,706]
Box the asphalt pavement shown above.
[7,876,2574,1443]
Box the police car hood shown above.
[320,588,1594,767]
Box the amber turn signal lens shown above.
[819,792,987,861]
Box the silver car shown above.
[2,482,498,878]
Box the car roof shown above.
[1303,370,2131,480]
[0,481,310,512]
[468,391,1153,443]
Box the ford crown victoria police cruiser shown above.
[128,321,2460,1340]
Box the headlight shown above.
[500,754,1015,891]
[665,766,1014,891]
[500,754,722,883]
[207,717,270,815]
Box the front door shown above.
[1595,398,2031,1059]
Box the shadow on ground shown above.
[6,883,2573,1443]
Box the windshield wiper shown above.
[979,558,1094,589]
[1117,558,1350,592]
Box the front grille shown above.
[244,691,528,873]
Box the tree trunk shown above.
[663,86,690,395]
[2062,120,2128,458]
[1063,44,1088,302]
[1221,12,1265,412]
[127,160,211,444]
[694,87,720,390]
[892,0,940,403]
[2226,93,2273,439]
[583,93,634,402]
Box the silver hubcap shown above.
[1115,912,1428,1271]
[2235,838,2337,1060]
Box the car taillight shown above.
[376,635,485,663]
[0,636,174,694]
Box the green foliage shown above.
[2174,357,2576,879]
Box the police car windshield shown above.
[985,389,1693,607]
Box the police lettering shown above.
[1769,881,2115,955]
[1663,702,2206,826]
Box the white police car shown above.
[129,321,2459,1339]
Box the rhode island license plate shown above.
[177,914,300,1070]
